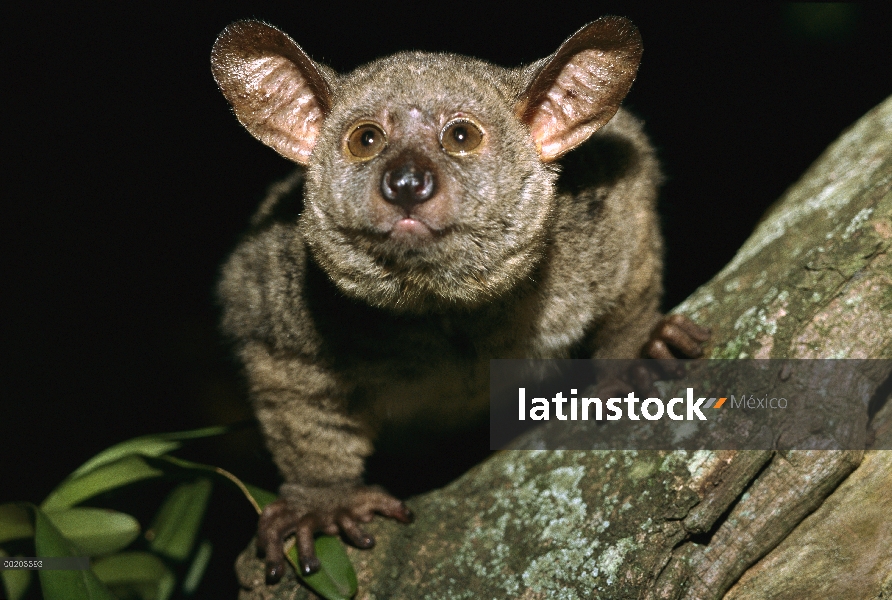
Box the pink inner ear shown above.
[529,49,630,161]
[237,54,325,165]
[211,21,330,166]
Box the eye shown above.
[440,118,484,155]
[346,122,387,160]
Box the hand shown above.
[257,484,413,584]
[642,314,710,359]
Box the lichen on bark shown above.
[676,94,892,361]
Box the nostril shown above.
[381,170,398,201]
[412,171,435,201]
[381,164,436,206]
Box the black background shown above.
[4,2,891,597]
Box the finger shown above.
[667,314,711,342]
[257,500,294,551]
[296,518,321,576]
[644,338,675,360]
[351,489,415,523]
[382,501,414,523]
[655,322,704,358]
[590,376,633,399]
[337,513,375,548]
[256,500,296,584]
[628,363,659,389]
[655,357,687,378]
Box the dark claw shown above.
[266,561,285,585]
[388,502,414,523]
[300,556,321,576]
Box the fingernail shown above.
[301,557,321,575]
[266,563,282,585]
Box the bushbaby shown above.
[211,16,709,582]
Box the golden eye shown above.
[440,119,484,155]
[346,122,387,160]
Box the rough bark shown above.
[236,95,892,599]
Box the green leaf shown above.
[147,478,212,561]
[181,539,212,595]
[286,536,358,600]
[33,507,116,600]
[0,548,33,600]
[42,455,164,512]
[68,426,229,479]
[0,503,34,543]
[68,439,182,480]
[92,552,175,600]
[46,508,140,557]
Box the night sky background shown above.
[4,3,892,597]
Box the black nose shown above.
[381,160,436,210]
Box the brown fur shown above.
[211,17,693,577]
[218,105,663,476]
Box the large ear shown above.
[517,16,642,162]
[211,20,332,166]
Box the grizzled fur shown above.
[219,104,662,482]
[210,17,701,579]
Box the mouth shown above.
[343,215,451,252]
[390,217,433,237]
[390,217,434,243]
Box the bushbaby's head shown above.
[212,18,641,312]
